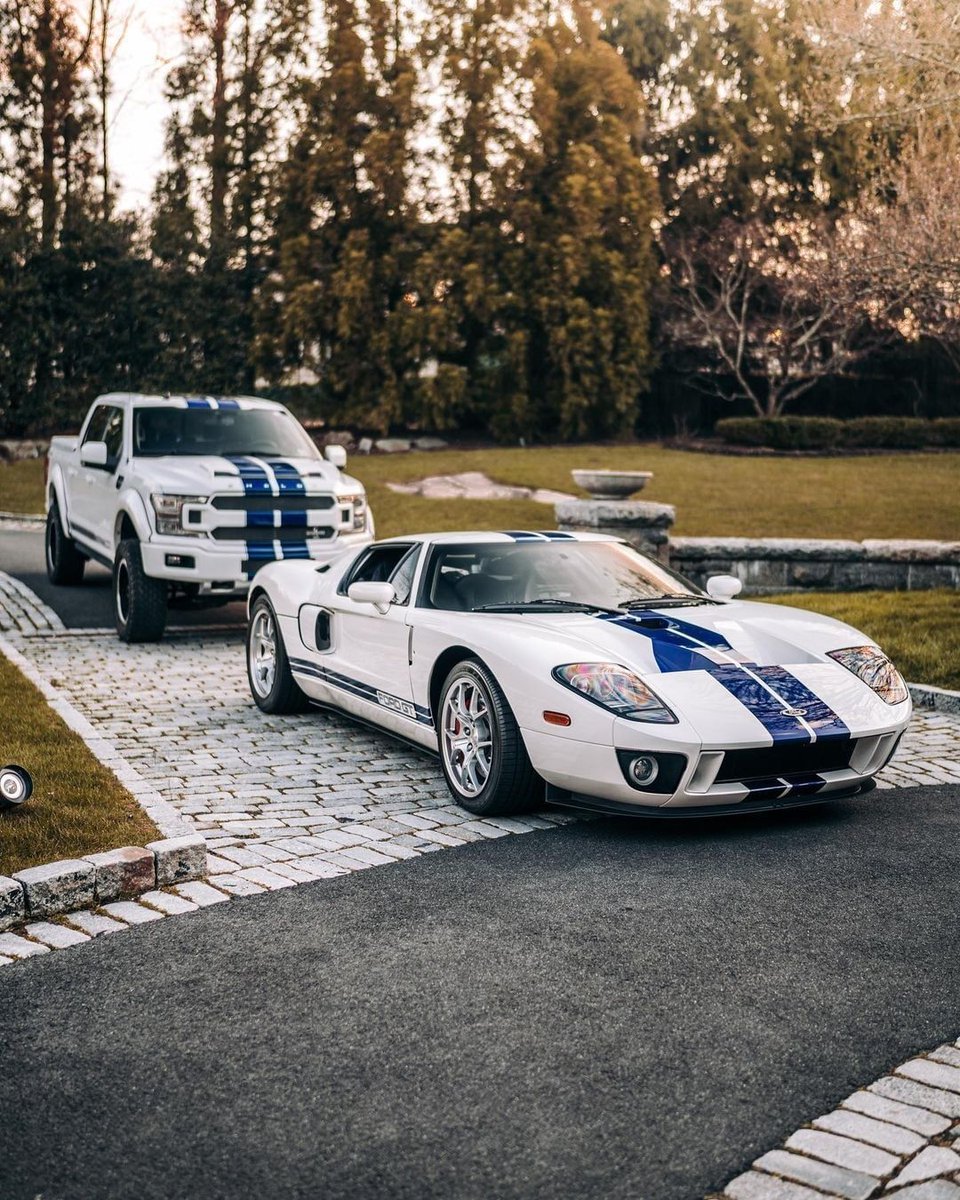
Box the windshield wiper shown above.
[621,594,720,609]
[473,599,622,615]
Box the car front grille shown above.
[716,738,855,783]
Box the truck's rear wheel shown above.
[46,500,85,585]
[114,539,167,643]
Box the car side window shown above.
[340,544,415,595]
[388,545,421,606]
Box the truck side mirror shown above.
[706,574,743,600]
[80,440,108,468]
[324,445,347,469]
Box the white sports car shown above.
[245,531,911,818]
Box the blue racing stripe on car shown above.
[186,397,215,409]
[280,542,311,559]
[247,510,275,528]
[218,398,240,409]
[598,612,849,746]
[267,460,306,494]
[540,531,576,540]
[279,511,308,527]
[503,530,548,541]
[288,657,434,726]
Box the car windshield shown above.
[133,406,320,459]
[422,540,706,612]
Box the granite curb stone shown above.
[84,845,155,901]
[12,858,95,918]
[147,834,207,885]
[0,875,26,931]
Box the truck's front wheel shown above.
[46,500,85,585]
[114,539,167,643]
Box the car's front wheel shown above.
[45,500,85,585]
[438,658,541,816]
[247,596,310,713]
[114,539,167,643]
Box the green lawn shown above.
[0,650,159,875]
[3,444,960,538]
[763,589,960,690]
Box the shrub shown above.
[714,416,845,450]
[844,416,931,448]
[932,418,960,447]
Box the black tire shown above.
[437,658,541,816]
[45,500,85,585]
[247,595,310,714]
[0,764,32,809]
[114,538,167,643]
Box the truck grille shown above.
[211,526,334,543]
[212,495,335,512]
[716,738,854,783]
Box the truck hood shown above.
[132,455,349,496]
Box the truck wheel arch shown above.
[114,492,152,550]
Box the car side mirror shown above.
[80,440,108,468]
[706,574,743,600]
[347,581,394,613]
[324,445,347,469]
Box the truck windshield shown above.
[133,406,320,459]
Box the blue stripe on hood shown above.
[599,611,849,745]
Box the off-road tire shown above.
[114,538,167,643]
[247,595,310,714]
[438,657,542,816]
[45,500,85,585]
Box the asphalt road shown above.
[2,783,958,1200]
[0,527,247,629]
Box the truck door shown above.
[70,404,125,558]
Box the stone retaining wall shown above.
[668,538,960,593]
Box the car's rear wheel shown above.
[45,500,85,585]
[247,596,310,714]
[438,658,541,816]
[114,539,167,643]
[0,764,32,809]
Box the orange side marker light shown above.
[543,710,572,727]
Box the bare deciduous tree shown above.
[664,219,891,417]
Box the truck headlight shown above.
[151,493,208,536]
[340,493,367,532]
[553,663,677,723]
[827,646,908,705]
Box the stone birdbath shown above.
[570,469,653,500]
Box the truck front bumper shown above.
[140,531,372,591]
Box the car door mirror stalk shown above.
[347,581,395,613]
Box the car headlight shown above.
[339,493,367,532]
[827,645,909,705]
[151,493,208,536]
[553,663,677,723]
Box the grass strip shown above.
[4,446,960,539]
[0,648,159,875]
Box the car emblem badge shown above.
[782,706,806,717]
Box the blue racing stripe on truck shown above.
[267,460,306,494]
[224,455,273,495]
[598,612,849,746]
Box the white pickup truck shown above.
[46,393,374,642]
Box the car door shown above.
[325,543,427,732]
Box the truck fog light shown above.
[629,755,659,786]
